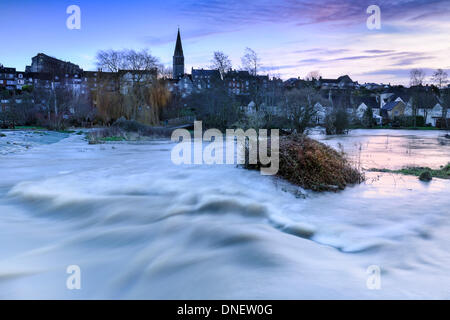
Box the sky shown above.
[0,0,449,85]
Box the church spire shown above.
[173,28,185,79]
[174,28,184,56]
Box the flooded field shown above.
[313,129,450,170]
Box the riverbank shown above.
[369,164,450,180]
[350,125,445,131]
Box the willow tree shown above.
[140,79,171,126]
[96,76,123,124]
[96,49,160,123]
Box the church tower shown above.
[173,28,185,79]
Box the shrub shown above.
[392,116,425,127]
[419,171,432,182]
[112,117,145,132]
[362,106,374,128]
[325,108,349,135]
[244,134,364,192]
[87,118,173,143]
[369,163,450,180]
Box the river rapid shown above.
[0,129,449,299]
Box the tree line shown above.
[1,47,449,132]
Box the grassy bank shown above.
[2,126,85,135]
[349,125,442,131]
[369,164,450,180]
[9,126,47,130]
[87,118,173,144]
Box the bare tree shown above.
[431,69,448,89]
[305,71,321,81]
[411,87,436,127]
[96,49,160,122]
[96,50,123,72]
[210,51,232,79]
[96,49,159,73]
[158,65,173,79]
[241,48,261,76]
[283,88,325,133]
[187,85,241,130]
[441,90,450,129]
[410,69,425,87]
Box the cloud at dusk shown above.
[0,0,449,85]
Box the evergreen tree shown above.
[362,106,374,128]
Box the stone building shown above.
[26,53,83,75]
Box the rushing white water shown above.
[0,129,449,299]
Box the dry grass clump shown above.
[245,134,364,192]
[278,135,364,191]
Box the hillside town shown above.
[1,29,449,131]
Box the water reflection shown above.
[313,129,450,170]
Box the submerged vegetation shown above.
[245,134,364,192]
[277,135,364,191]
[87,118,173,144]
[369,163,450,180]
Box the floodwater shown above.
[312,129,450,170]
[0,129,449,299]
